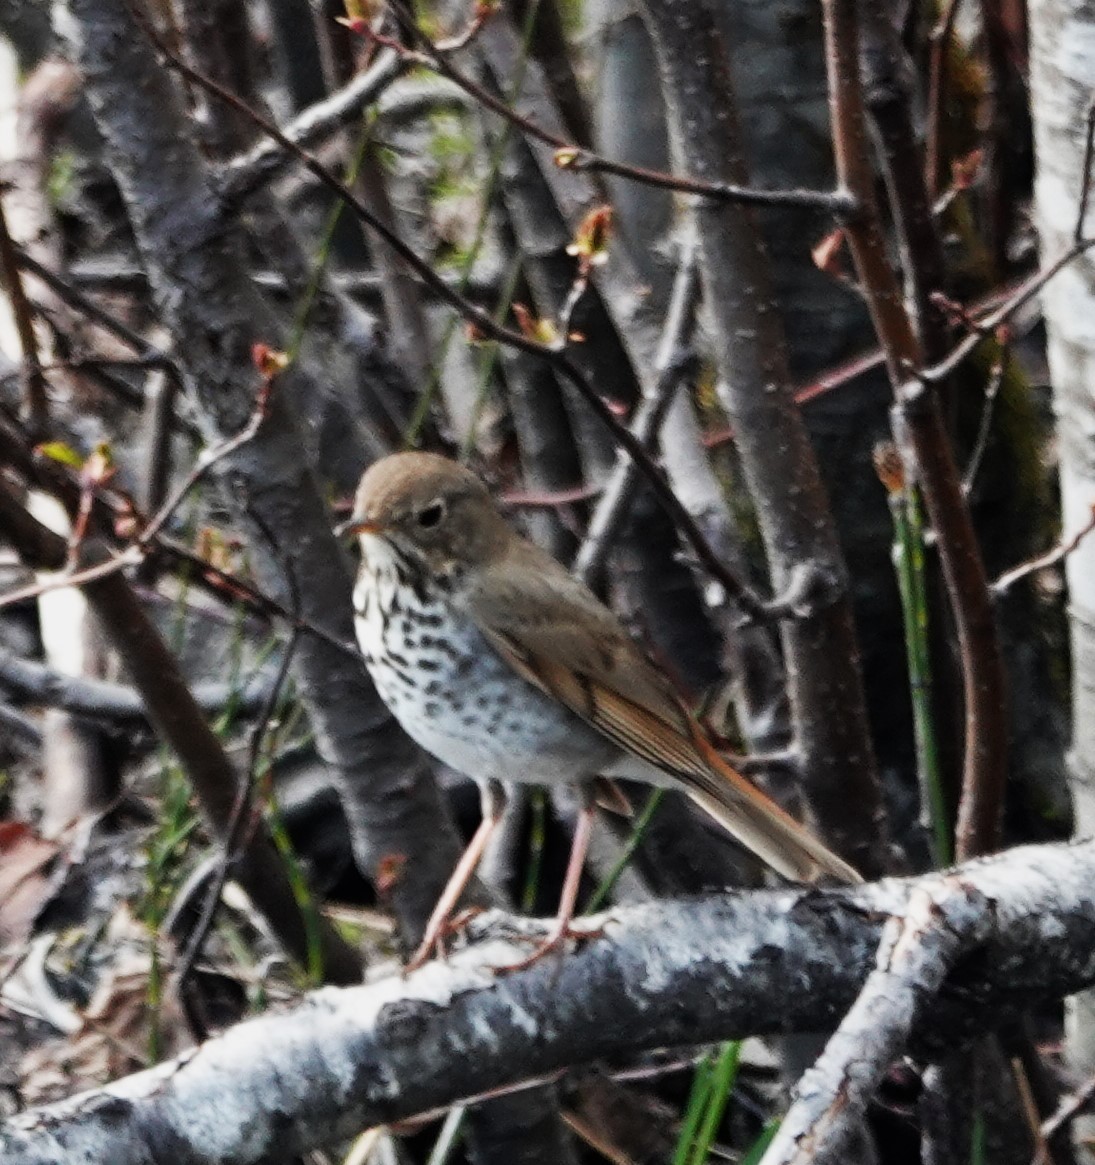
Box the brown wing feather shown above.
[461,539,700,750]
[462,538,861,884]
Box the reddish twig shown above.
[375,0,856,217]
[0,546,142,614]
[137,373,274,548]
[925,0,964,200]
[924,108,1095,380]
[823,0,1008,862]
[0,399,363,667]
[124,0,769,619]
[703,266,1057,449]
[922,238,1095,384]
[0,375,272,611]
[501,482,602,508]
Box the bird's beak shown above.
[335,517,384,540]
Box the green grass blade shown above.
[583,789,665,913]
[889,486,952,865]
[672,1052,715,1165]
[689,1040,742,1165]
[739,1117,781,1165]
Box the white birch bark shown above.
[1029,1,1095,1152]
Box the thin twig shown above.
[66,262,498,302]
[0,547,142,614]
[991,506,1095,596]
[0,368,366,697]
[0,194,49,433]
[0,391,364,666]
[15,248,176,372]
[962,345,1009,496]
[1038,1069,1095,1154]
[922,237,1095,384]
[125,0,768,618]
[502,482,602,508]
[379,1,856,217]
[15,249,193,427]
[572,241,700,583]
[925,0,964,200]
[700,268,1063,448]
[922,100,1095,382]
[859,4,948,360]
[171,545,303,1033]
[40,354,172,373]
[1,381,273,611]
[822,0,1007,862]
[154,534,363,663]
[218,48,407,206]
[137,377,272,548]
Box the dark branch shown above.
[0,644,278,723]
[124,0,768,618]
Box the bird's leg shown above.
[494,787,598,973]
[404,781,505,973]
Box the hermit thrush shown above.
[342,452,861,969]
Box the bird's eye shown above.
[417,501,445,529]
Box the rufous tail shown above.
[682,734,862,884]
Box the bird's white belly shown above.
[353,561,616,785]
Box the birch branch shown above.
[3,840,1095,1165]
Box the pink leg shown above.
[495,794,597,973]
[405,784,505,972]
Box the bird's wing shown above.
[460,539,704,768]
[460,539,861,884]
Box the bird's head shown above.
[339,452,508,581]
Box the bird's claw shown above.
[491,919,604,973]
[403,906,487,973]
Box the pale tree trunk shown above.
[1029,0,1095,1152]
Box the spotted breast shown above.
[352,535,617,785]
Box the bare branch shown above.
[572,240,700,583]
[4,840,1095,1165]
[217,48,407,205]
[0,478,363,983]
[991,506,1095,597]
[121,0,768,618]
[379,2,856,216]
[822,0,1007,862]
[761,879,990,1165]
[0,643,277,722]
[921,240,1095,385]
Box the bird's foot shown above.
[491,918,604,974]
[403,906,487,974]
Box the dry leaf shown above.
[0,823,61,947]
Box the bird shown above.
[341,451,861,970]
